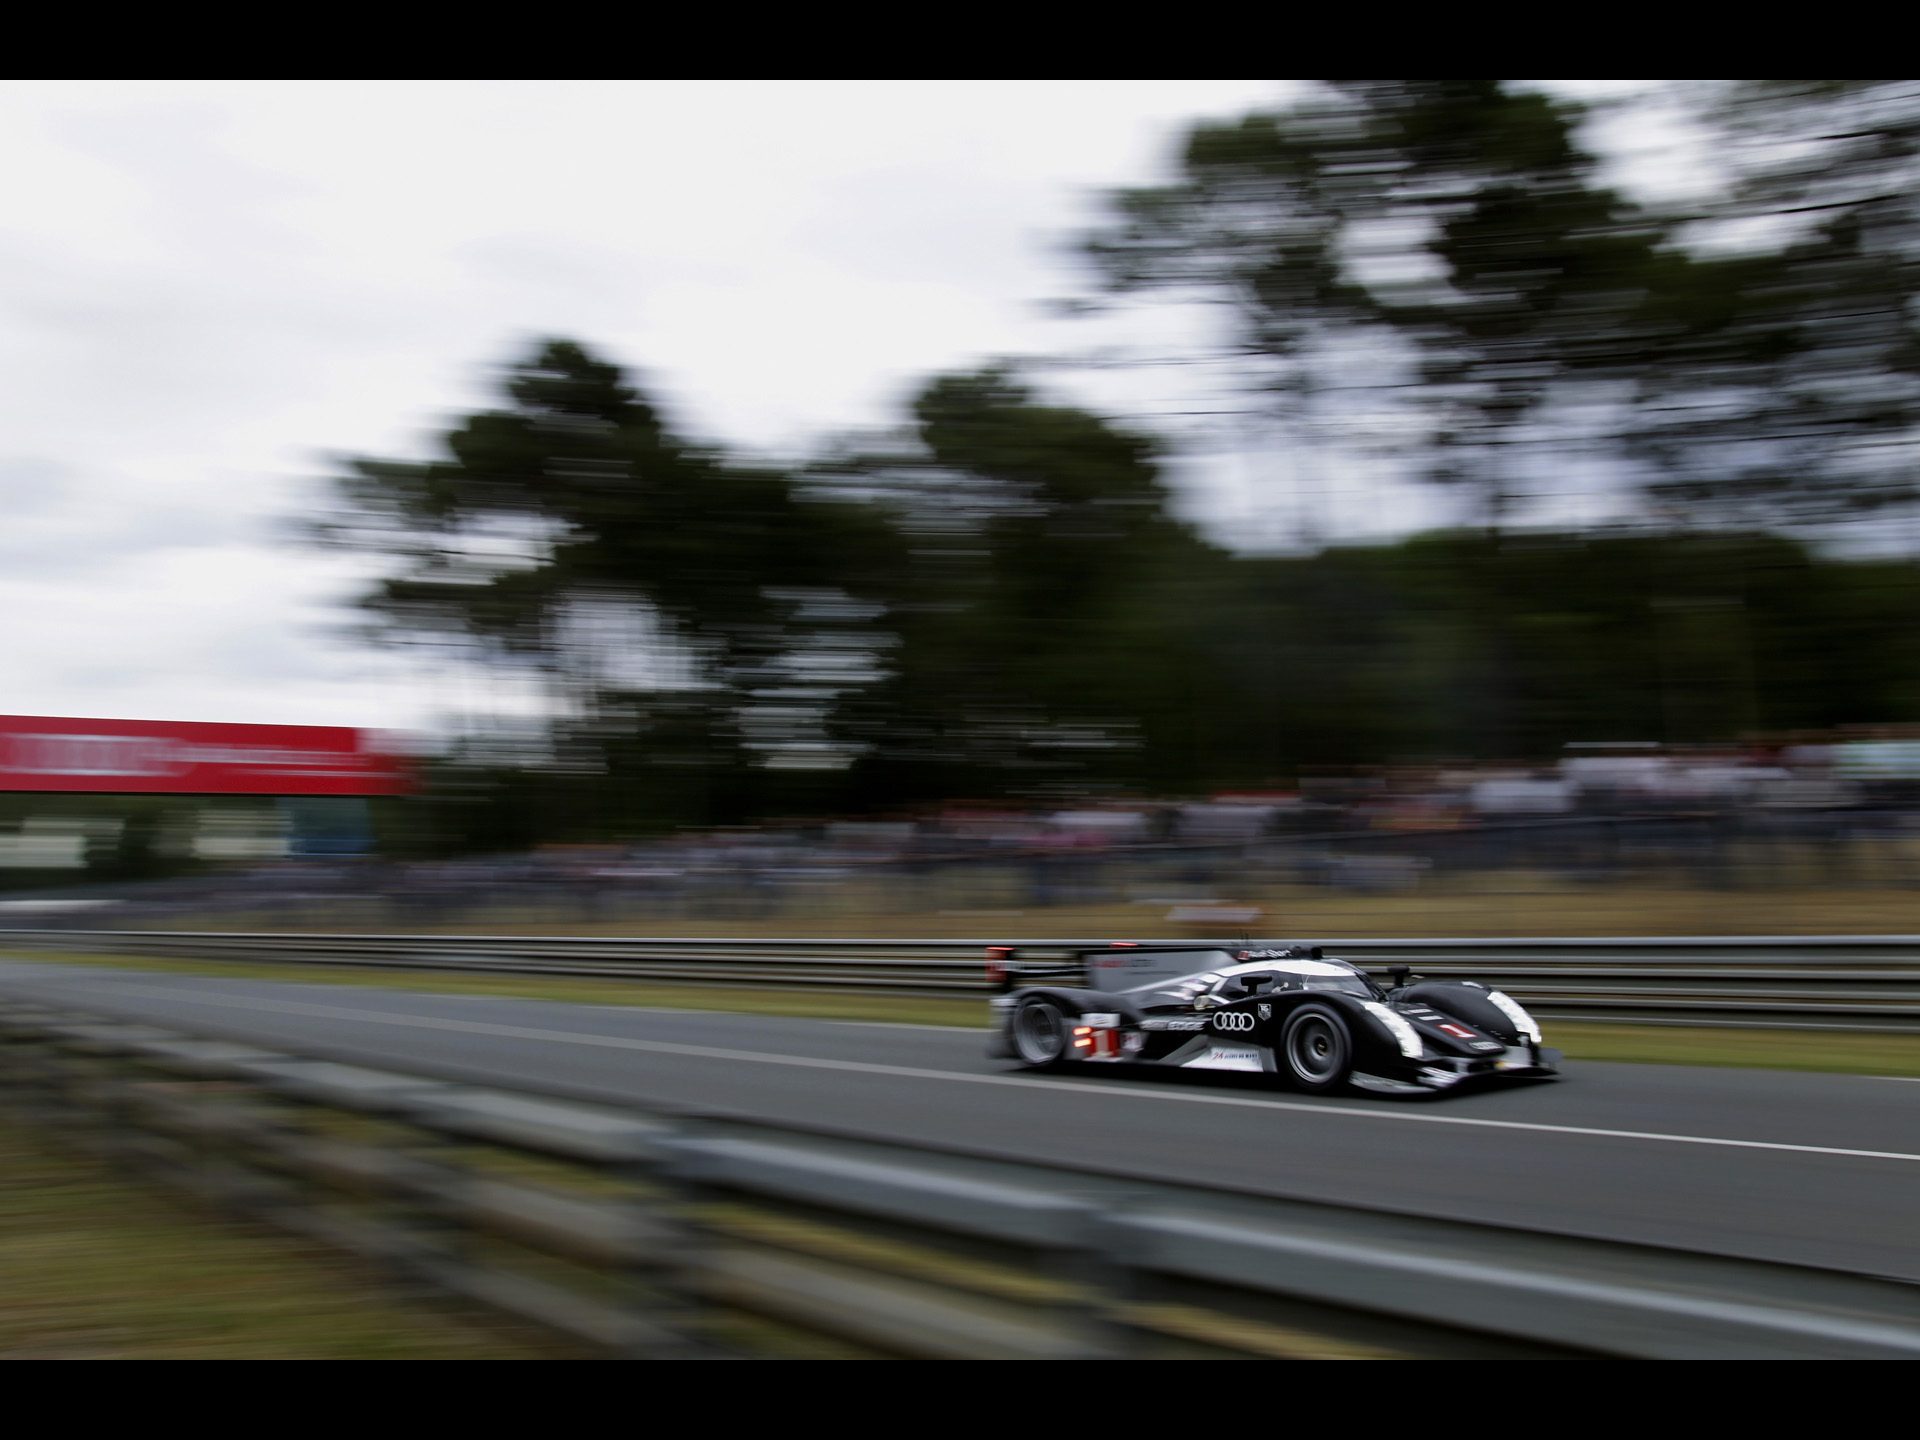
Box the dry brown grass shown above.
[0,1114,559,1359]
[379,874,1920,940]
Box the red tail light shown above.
[985,945,1013,984]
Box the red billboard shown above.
[0,715,415,796]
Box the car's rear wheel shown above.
[1283,1004,1352,1094]
[1011,999,1070,1070]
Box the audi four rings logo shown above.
[1212,1011,1256,1032]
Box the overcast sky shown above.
[0,80,1702,737]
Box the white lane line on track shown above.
[17,979,1920,1165]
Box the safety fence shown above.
[2,996,1916,1359]
[8,930,1920,1031]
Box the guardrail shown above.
[3,994,1916,1359]
[7,930,1920,1032]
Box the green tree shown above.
[1626,81,1920,531]
[309,338,896,837]
[1080,81,1679,535]
[814,366,1213,804]
[1077,80,1920,537]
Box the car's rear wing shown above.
[983,945,1083,993]
[985,942,1277,995]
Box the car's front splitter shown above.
[1356,1044,1562,1093]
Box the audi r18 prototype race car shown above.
[986,942,1560,1095]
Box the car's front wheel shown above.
[1282,1004,1352,1094]
[1011,999,1070,1070]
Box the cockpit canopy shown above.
[1131,957,1379,1003]
[1208,961,1378,1000]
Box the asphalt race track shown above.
[2,958,1915,1283]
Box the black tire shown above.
[1010,998,1070,1070]
[1282,1004,1352,1094]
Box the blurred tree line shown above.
[1082,80,1920,532]
[306,81,1920,852]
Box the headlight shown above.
[1362,1001,1423,1058]
[1487,991,1542,1043]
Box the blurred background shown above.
[7,82,1920,1363]
[5,79,1920,940]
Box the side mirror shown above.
[1387,966,1411,990]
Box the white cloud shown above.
[0,80,1691,734]
[0,80,1303,732]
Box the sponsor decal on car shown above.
[1212,1011,1257,1032]
[1186,1044,1264,1072]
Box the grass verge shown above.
[0,1111,559,1359]
[132,871,1920,939]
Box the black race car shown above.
[985,941,1560,1095]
